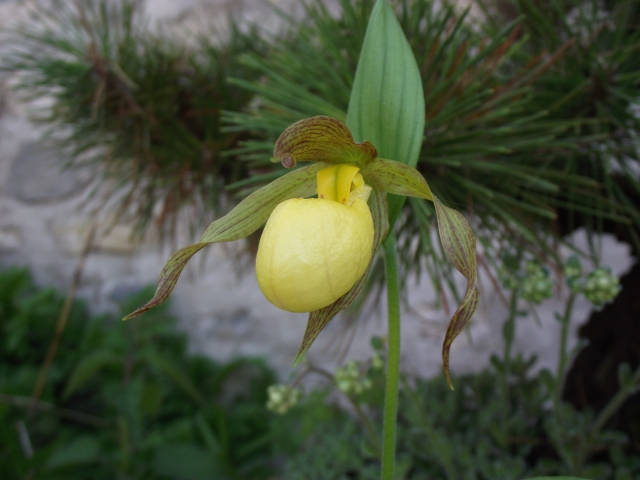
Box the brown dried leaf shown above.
[434,197,480,389]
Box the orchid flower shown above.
[124,115,479,388]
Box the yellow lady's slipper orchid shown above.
[123,115,478,388]
[256,165,374,312]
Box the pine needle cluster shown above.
[3,0,267,241]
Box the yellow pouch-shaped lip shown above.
[256,165,374,313]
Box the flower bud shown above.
[521,261,553,303]
[335,360,372,396]
[563,255,582,279]
[584,267,620,308]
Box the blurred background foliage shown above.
[0,268,640,480]
[1,266,638,479]
[0,267,288,479]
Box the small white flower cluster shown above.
[562,256,621,308]
[335,360,372,396]
[498,253,621,309]
[266,384,302,415]
[521,261,554,304]
[584,267,621,309]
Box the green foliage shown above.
[275,251,639,479]
[0,267,288,479]
[476,0,640,246]
[284,421,379,480]
[3,0,268,241]
[277,354,640,480]
[0,268,88,397]
[0,264,637,479]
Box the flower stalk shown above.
[382,234,401,480]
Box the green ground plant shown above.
[270,255,640,479]
[2,263,638,479]
[0,267,288,480]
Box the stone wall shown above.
[0,0,633,380]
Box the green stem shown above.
[555,292,577,424]
[381,234,401,480]
[553,292,577,472]
[500,285,520,446]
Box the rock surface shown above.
[7,142,91,204]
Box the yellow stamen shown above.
[317,165,371,205]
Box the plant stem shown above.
[553,291,577,472]
[30,223,96,413]
[382,234,401,480]
[499,285,520,447]
[0,394,109,428]
[554,292,577,424]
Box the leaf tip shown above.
[122,301,155,321]
[122,308,144,321]
[292,350,306,367]
[445,374,455,391]
[442,343,456,390]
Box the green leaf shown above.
[433,197,480,389]
[346,0,425,225]
[293,189,389,365]
[524,477,593,480]
[123,163,324,320]
[362,158,433,201]
[63,349,122,399]
[141,349,206,407]
[47,436,99,469]
[273,115,377,168]
[195,413,222,456]
[140,381,164,417]
[153,443,222,480]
